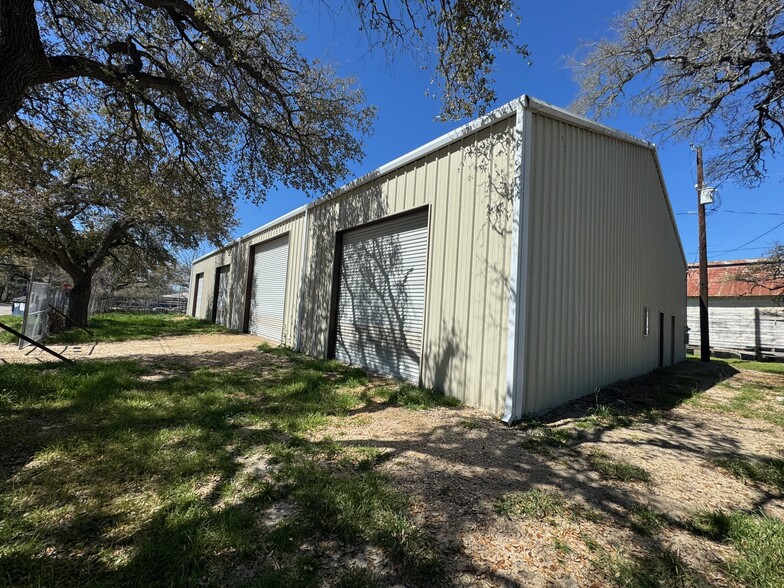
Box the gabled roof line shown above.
[194,94,685,267]
[524,98,687,269]
[192,205,306,264]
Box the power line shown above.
[711,219,784,257]
[724,210,784,216]
[676,209,784,216]
[686,245,769,256]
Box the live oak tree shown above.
[1,0,526,202]
[0,0,526,325]
[737,244,784,299]
[571,0,784,186]
[0,125,234,326]
[91,252,189,302]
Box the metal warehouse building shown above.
[189,95,686,420]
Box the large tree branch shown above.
[0,0,48,122]
[43,54,195,109]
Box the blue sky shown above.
[222,0,784,265]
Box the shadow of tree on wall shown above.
[299,176,387,355]
[334,215,427,382]
[227,243,247,332]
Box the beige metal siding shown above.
[522,113,686,413]
[188,211,306,346]
[299,118,517,414]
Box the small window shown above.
[643,307,650,337]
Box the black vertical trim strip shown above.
[192,273,203,316]
[326,231,344,358]
[211,268,221,323]
[243,249,256,333]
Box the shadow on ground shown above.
[1,351,779,587]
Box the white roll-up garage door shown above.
[248,236,289,343]
[213,265,230,326]
[335,211,429,382]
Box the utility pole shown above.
[696,146,710,362]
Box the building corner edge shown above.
[502,100,532,424]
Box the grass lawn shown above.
[0,315,23,344]
[1,340,782,586]
[0,346,456,587]
[48,312,229,344]
[2,312,225,346]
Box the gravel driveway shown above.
[0,332,263,365]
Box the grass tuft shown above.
[627,505,666,537]
[386,384,461,410]
[495,488,566,520]
[335,567,384,588]
[587,450,651,483]
[713,455,784,492]
[598,545,705,588]
[519,420,574,456]
[690,510,784,588]
[585,403,632,429]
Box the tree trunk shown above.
[0,0,49,124]
[66,279,91,328]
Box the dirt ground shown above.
[2,334,782,586]
[0,332,263,365]
[325,403,782,586]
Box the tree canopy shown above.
[0,122,234,325]
[571,0,784,186]
[737,243,784,299]
[1,0,526,202]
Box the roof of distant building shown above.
[686,259,780,297]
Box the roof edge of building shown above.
[306,96,527,210]
[192,205,307,265]
[194,94,686,268]
[524,98,687,269]
[687,259,768,269]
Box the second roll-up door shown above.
[248,236,289,343]
[335,211,429,382]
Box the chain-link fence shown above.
[5,269,187,349]
[19,279,69,349]
[89,294,187,315]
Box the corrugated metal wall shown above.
[335,211,429,382]
[188,211,306,346]
[687,297,784,350]
[248,235,290,342]
[521,113,686,413]
[299,118,517,414]
[187,101,688,418]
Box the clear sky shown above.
[218,0,784,265]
